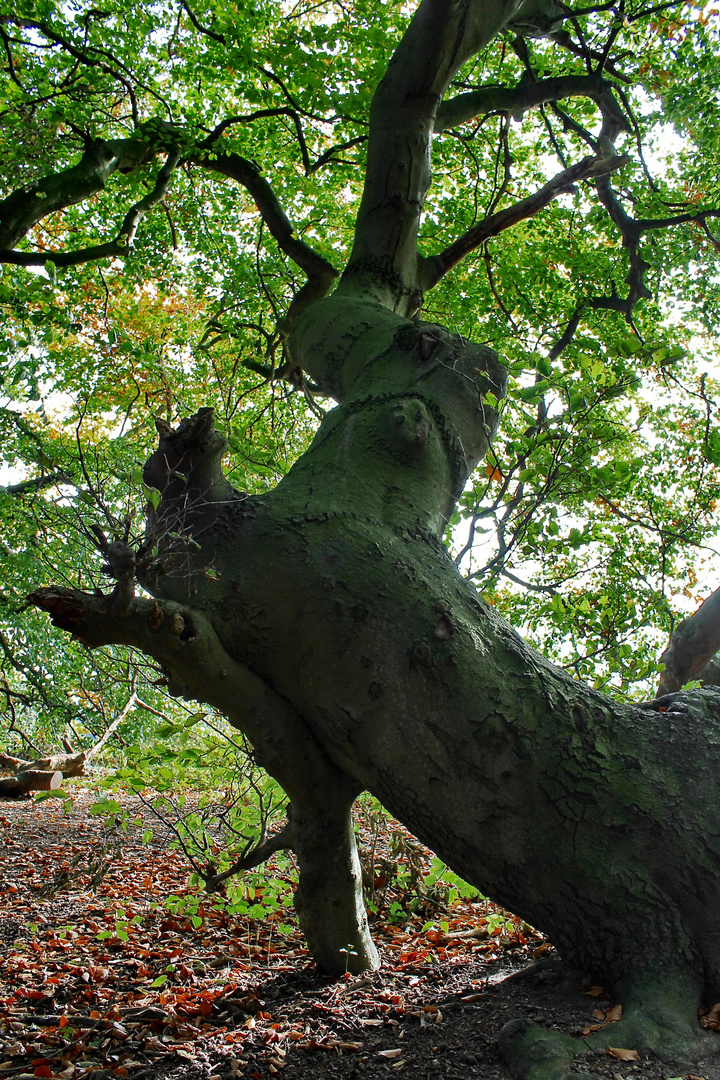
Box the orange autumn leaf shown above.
[581,1023,604,1035]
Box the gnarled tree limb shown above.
[435,72,628,132]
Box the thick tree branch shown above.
[657,587,720,696]
[191,147,338,324]
[26,584,357,808]
[1,147,181,267]
[0,132,160,251]
[340,0,533,312]
[0,471,72,495]
[594,174,651,305]
[423,150,628,288]
[435,73,628,133]
[0,124,337,327]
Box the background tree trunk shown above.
[0,768,63,797]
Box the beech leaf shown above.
[607,1047,639,1061]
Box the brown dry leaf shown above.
[533,943,552,958]
[460,993,484,1002]
[378,1049,403,1059]
[286,1030,304,1041]
[606,1004,623,1022]
[700,1002,720,1030]
[592,1009,606,1021]
[581,1023,604,1035]
[607,1047,639,1061]
[585,986,606,997]
[143,1037,167,1053]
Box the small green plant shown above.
[96,905,143,941]
[339,943,358,973]
[387,899,406,925]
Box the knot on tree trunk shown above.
[144,408,239,504]
[391,321,507,498]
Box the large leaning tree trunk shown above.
[18,0,720,1076]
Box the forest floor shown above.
[0,790,717,1080]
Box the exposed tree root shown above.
[498,972,720,1080]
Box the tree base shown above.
[497,966,720,1080]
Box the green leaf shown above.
[88,799,123,815]
[143,484,162,511]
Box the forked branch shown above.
[342,0,545,310]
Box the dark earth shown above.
[0,790,717,1080]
